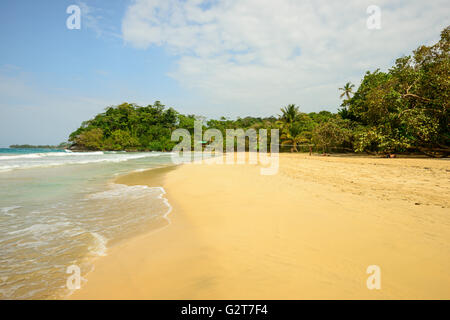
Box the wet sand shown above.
[70,154,450,299]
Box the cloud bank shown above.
[122,0,450,116]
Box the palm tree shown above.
[279,104,300,125]
[339,82,355,100]
[280,122,310,152]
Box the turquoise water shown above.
[0,149,176,299]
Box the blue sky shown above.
[0,0,449,146]
[0,0,189,146]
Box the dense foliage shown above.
[340,26,449,156]
[69,101,178,151]
[69,27,449,157]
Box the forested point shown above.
[69,26,449,157]
[9,143,70,149]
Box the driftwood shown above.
[418,147,450,158]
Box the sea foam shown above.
[0,152,174,299]
[0,152,165,172]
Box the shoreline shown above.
[62,164,180,300]
[70,153,450,299]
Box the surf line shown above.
[154,186,173,223]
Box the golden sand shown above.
[70,154,450,299]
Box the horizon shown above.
[1,0,449,147]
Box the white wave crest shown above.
[0,151,104,160]
[89,232,108,256]
[0,152,166,172]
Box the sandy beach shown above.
[70,153,450,299]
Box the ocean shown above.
[0,148,175,299]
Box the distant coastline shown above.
[9,143,70,149]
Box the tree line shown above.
[69,26,449,157]
[9,143,70,149]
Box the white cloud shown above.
[77,1,103,36]
[78,1,121,39]
[122,0,450,116]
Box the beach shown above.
[70,153,450,299]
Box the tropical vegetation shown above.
[68,26,449,157]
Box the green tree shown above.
[339,82,355,100]
[281,121,311,152]
[312,118,352,153]
[279,104,300,125]
[75,128,104,150]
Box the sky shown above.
[0,0,449,146]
